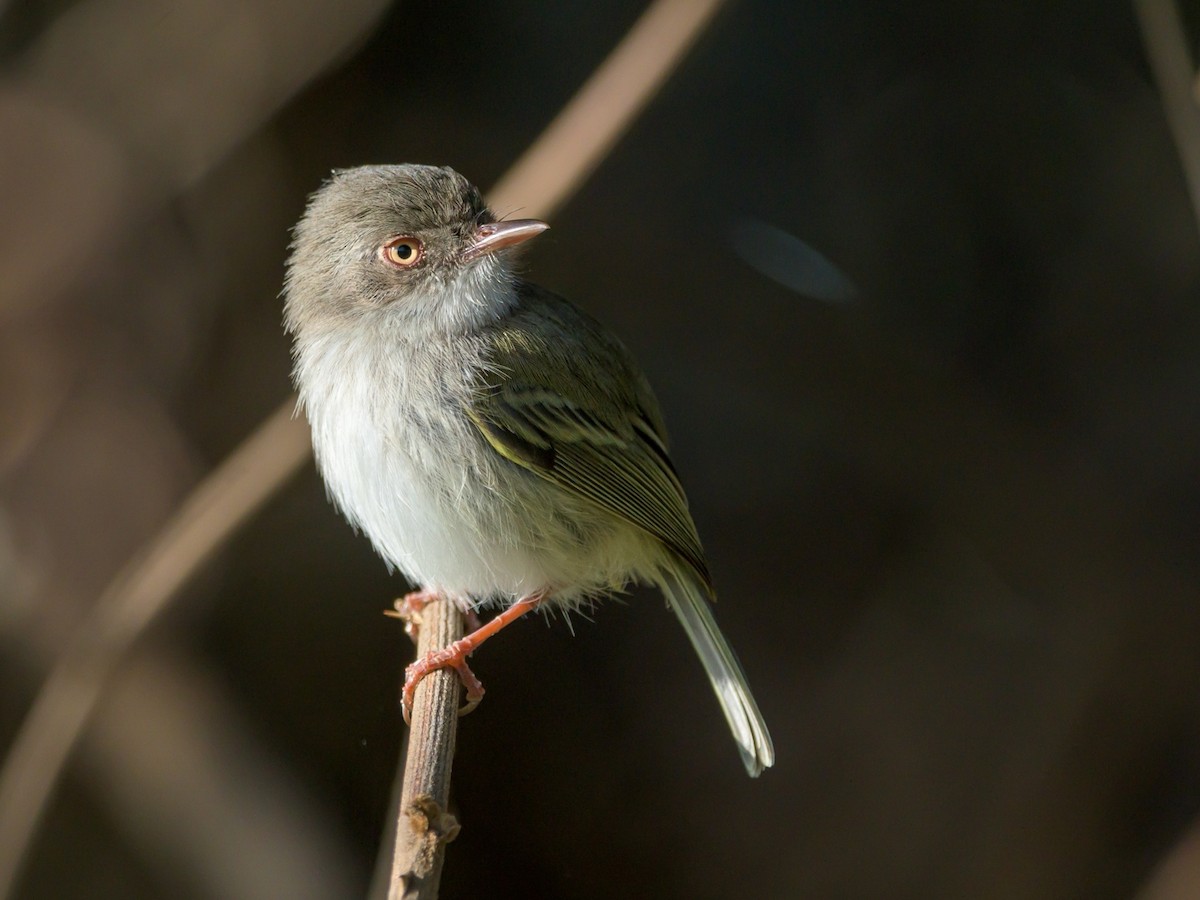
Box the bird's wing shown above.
[466,283,712,591]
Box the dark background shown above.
[3,1,1200,898]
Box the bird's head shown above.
[284,164,547,339]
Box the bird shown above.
[283,164,774,776]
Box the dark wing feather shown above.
[466,283,712,590]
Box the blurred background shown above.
[3,0,1200,897]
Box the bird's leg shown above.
[402,592,545,722]
[388,589,481,641]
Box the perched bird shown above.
[284,164,774,776]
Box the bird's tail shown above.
[659,567,775,776]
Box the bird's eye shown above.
[380,236,424,268]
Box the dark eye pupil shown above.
[396,244,412,259]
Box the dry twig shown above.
[385,598,465,900]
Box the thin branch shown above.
[386,599,465,900]
[1135,0,1200,233]
[0,0,728,896]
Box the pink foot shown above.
[402,640,486,723]
[400,593,545,723]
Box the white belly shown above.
[300,338,652,607]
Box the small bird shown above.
[284,164,774,776]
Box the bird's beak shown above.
[463,219,549,261]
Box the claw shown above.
[386,589,443,641]
[402,640,486,723]
[398,592,545,723]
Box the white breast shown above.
[292,288,660,609]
